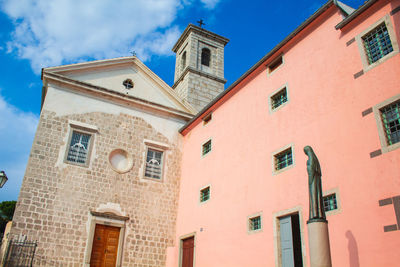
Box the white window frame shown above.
[142,140,169,182]
[64,120,98,167]
[266,54,284,76]
[247,212,263,234]
[355,15,399,72]
[201,139,212,157]
[373,94,400,153]
[269,83,290,113]
[199,185,211,204]
[271,143,295,175]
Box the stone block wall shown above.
[11,109,182,266]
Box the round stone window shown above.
[123,79,134,89]
[109,149,133,173]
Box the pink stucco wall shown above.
[168,1,400,266]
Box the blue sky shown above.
[0,0,364,201]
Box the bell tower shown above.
[172,24,229,111]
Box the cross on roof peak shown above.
[197,19,205,28]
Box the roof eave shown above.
[335,0,378,29]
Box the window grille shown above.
[201,48,211,66]
[145,148,163,179]
[202,140,212,156]
[323,194,338,212]
[380,100,400,145]
[271,88,288,110]
[274,148,293,170]
[249,216,261,231]
[67,131,91,164]
[200,187,210,202]
[123,79,134,89]
[362,23,393,64]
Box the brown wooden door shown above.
[90,224,120,267]
[181,236,194,267]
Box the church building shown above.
[8,0,400,266]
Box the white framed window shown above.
[356,15,399,72]
[64,121,97,167]
[247,212,263,234]
[144,148,164,180]
[142,140,169,181]
[373,94,400,153]
[269,84,290,113]
[199,186,210,203]
[267,54,284,76]
[202,139,212,157]
[323,188,342,216]
[202,113,212,126]
[272,144,295,175]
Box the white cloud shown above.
[200,0,221,9]
[1,0,223,73]
[0,93,39,201]
[1,0,185,73]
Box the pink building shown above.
[168,0,400,266]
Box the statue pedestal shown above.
[307,219,332,267]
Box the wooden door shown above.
[181,236,194,267]
[90,224,120,267]
[280,216,295,267]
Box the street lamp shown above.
[0,171,8,188]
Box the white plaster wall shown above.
[67,66,181,110]
[44,85,186,144]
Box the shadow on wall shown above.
[345,230,360,267]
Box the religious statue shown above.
[304,146,326,221]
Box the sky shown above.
[0,0,365,201]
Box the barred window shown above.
[362,23,394,64]
[323,194,338,212]
[380,100,400,146]
[145,148,163,179]
[271,87,288,110]
[274,148,293,171]
[67,131,91,165]
[249,216,261,231]
[202,140,212,156]
[200,186,210,202]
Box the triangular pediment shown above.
[43,57,196,115]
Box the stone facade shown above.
[12,108,184,266]
[10,55,194,266]
[172,24,229,111]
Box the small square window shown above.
[66,130,92,166]
[356,15,399,72]
[271,87,288,110]
[202,140,212,156]
[249,216,262,231]
[200,186,210,203]
[144,148,164,180]
[274,148,293,171]
[323,194,338,212]
[362,23,393,65]
[267,55,283,74]
[203,113,212,125]
[380,100,400,146]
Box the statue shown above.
[304,146,325,221]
